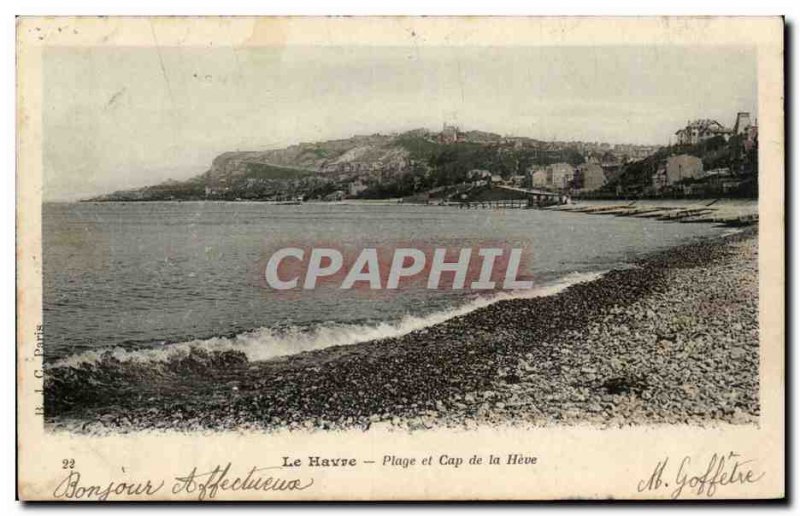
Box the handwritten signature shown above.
[637,451,765,499]
[53,462,314,501]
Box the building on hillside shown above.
[592,152,624,182]
[530,168,548,188]
[734,112,752,135]
[744,123,758,152]
[703,168,733,189]
[675,119,732,145]
[526,163,575,190]
[509,175,526,186]
[468,169,492,180]
[547,162,576,189]
[467,169,492,187]
[439,124,461,144]
[575,163,607,192]
[630,146,660,160]
[665,154,704,184]
[703,168,738,195]
[747,124,758,141]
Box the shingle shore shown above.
[45,229,759,432]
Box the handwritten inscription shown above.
[50,452,537,500]
[172,462,314,500]
[53,471,164,501]
[637,452,764,499]
[52,463,313,501]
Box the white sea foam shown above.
[51,270,606,368]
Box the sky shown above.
[43,45,757,200]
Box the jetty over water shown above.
[455,185,567,209]
[494,185,564,202]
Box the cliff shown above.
[88,128,655,202]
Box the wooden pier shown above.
[457,185,568,210]
[458,199,531,209]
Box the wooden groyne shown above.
[548,201,758,226]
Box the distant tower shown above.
[734,112,752,135]
[440,122,460,144]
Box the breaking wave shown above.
[50,270,606,369]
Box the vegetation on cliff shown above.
[600,134,758,198]
[89,126,755,202]
[90,129,589,202]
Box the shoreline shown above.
[59,198,759,228]
[548,198,758,226]
[47,270,607,369]
[45,228,759,432]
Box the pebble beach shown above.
[44,228,760,432]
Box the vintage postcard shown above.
[17,16,784,501]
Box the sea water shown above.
[43,201,727,365]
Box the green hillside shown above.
[601,134,757,198]
[244,163,314,180]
